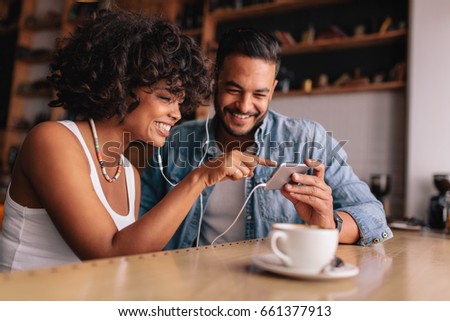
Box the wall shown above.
[21,0,64,126]
[271,91,406,219]
[406,0,450,220]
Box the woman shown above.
[0,9,273,272]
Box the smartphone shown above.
[264,163,309,191]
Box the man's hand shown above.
[280,158,335,229]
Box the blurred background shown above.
[0,0,449,229]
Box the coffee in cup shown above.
[269,223,339,274]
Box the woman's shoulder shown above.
[26,120,66,137]
[21,121,83,159]
[25,121,77,143]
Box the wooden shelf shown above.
[0,23,18,37]
[23,21,61,31]
[274,81,406,97]
[1,0,409,167]
[281,29,407,55]
[183,28,202,37]
[210,0,350,23]
[15,92,53,98]
[17,56,52,64]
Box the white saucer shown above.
[251,253,359,280]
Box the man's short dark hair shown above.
[215,28,281,77]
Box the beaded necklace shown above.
[89,118,124,183]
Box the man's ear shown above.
[269,79,278,101]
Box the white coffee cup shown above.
[269,223,339,274]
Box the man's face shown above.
[214,54,278,139]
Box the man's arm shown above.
[139,151,169,217]
[281,122,392,245]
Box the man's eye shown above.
[227,89,240,94]
[254,94,267,99]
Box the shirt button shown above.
[246,215,252,220]
[202,191,207,196]
[382,232,388,238]
[373,238,380,244]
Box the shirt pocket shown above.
[255,188,299,224]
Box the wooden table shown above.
[0,229,449,300]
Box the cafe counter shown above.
[0,229,449,300]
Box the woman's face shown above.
[124,80,183,147]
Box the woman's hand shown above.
[198,150,277,188]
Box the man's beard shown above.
[213,97,267,138]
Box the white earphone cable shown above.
[158,110,211,247]
[197,115,210,167]
[195,115,210,247]
[210,182,267,246]
[157,152,177,187]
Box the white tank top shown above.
[0,121,136,272]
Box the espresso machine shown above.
[370,174,391,219]
[428,174,450,229]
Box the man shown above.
[139,28,392,249]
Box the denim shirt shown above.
[139,110,393,249]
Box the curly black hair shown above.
[48,9,212,121]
